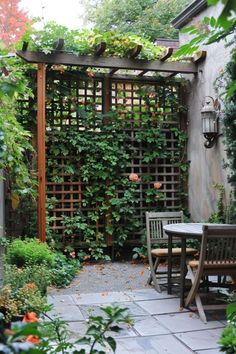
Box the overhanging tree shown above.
[81,0,191,41]
[0,0,32,48]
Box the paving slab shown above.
[115,334,194,354]
[155,312,224,333]
[136,298,189,315]
[175,328,224,351]
[48,305,84,321]
[48,262,226,354]
[79,301,149,319]
[47,294,76,306]
[72,291,131,305]
[125,288,177,301]
[132,316,170,336]
[67,320,137,340]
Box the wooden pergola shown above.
[16,40,205,242]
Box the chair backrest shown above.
[146,211,184,246]
[198,225,236,272]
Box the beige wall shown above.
[179,3,233,221]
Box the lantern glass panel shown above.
[202,111,218,134]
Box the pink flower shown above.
[129,173,141,182]
[69,252,76,258]
[153,181,162,189]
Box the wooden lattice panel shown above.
[111,80,183,242]
[45,72,186,244]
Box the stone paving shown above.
[48,288,226,354]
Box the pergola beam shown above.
[17,50,198,74]
[53,38,65,51]
[129,44,142,59]
[160,48,174,62]
[95,42,106,56]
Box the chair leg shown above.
[185,266,202,307]
[148,257,161,292]
[185,266,207,323]
[147,258,159,285]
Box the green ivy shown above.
[19,23,165,60]
[0,57,37,198]
[215,48,236,221]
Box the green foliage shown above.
[82,0,190,41]
[4,264,51,296]
[76,306,132,353]
[208,183,227,223]
[0,305,131,354]
[0,57,37,198]
[132,244,147,260]
[5,238,55,268]
[0,283,47,323]
[42,79,188,258]
[214,51,236,221]
[174,0,236,97]
[219,324,236,354]
[14,283,48,317]
[219,296,236,353]
[50,252,80,288]
[21,23,165,59]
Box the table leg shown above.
[167,234,173,294]
[180,237,186,308]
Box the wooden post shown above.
[37,63,46,242]
[103,78,113,249]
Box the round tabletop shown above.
[163,223,204,237]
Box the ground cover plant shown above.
[3,238,81,292]
[0,306,132,354]
[219,292,236,353]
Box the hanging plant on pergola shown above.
[16,34,205,248]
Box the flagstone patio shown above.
[48,262,226,354]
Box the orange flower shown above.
[129,173,140,182]
[153,181,162,189]
[26,335,40,344]
[23,312,38,323]
[25,283,36,289]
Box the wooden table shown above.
[163,223,204,307]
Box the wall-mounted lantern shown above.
[201,96,220,148]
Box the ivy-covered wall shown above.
[10,69,188,257]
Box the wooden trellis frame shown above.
[16,41,205,243]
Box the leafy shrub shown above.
[50,252,80,288]
[219,297,236,353]
[219,324,236,354]
[5,238,55,267]
[1,305,132,353]
[16,283,48,316]
[0,283,47,323]
[4,264,51,296]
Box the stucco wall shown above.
[179,3,233,221]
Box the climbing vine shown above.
[0,56,37,200]
[215,46,236,222]
[43,80,188,259]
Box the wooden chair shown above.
[185,225,236,323]
[146,211,197,292]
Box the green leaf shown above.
[106,336,116,352]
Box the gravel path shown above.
[49,261,151,295]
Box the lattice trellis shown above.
[44,72,186,244]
